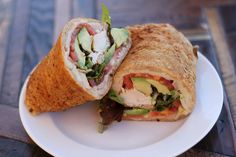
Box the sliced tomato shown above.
[169,100,181,112]
[122,73,175,90]
[69,50,78,62]
[69,23,97,62]
[88,79,97,87]
[149,110,171,117]
[159,77,174,90]
[80,23,97,35]
[123,75,133,89]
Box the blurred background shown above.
[0,0,236,156]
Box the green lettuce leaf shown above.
[86,44,116,79]
[101,4,111,26]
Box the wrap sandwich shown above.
[25,5,131,115]
[98,24,198,131]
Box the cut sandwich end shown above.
[120,73,180,110]
[62,18,131,99]
[98,73,191,129]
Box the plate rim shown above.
[19,52,223,157]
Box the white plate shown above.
[19,53,223,157]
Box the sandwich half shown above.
[98,23,198,131]
[25,5,131,115]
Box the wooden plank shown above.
[226,33,236,70]
[198,0,236,6]
[54,0,71,43]
[204,7,236,155]
[21,0,54,84]
[219,6,236,33]
[205,8,236,129]
[187,40,235,156]
[54,0,97,35]
[219,6,236,68]
[182,28,210,41]
[195,105,235,156]
[0,0,30,106]
[32,147,52,157]
[190,38,217,64]
[96,0,202,28]
[72,0,96,18]
[0,104,32,144]
[96,0,236,28]
[0,136,52,157]
[0,0,13,92]
[179,148,230,157]
[0,136,35,157]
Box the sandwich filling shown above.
[99,73,182,126]
[69,23,129,87]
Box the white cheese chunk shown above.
[89,52,104,64]
[93,30,110,53]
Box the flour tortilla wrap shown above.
[99,24,197,125]
[25,18,131,115]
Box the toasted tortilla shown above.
[25,18,131,115]
[112,24,197,120]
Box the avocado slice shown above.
[124,108,149,115]
[74,38,86,69]
[131,78,152,96]
[111,28,129,47]
[104,43,116,64]
[78,28,92,53]
[108,89,124,104]
[146,79,170,95]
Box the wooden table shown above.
[0,0,236,156]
